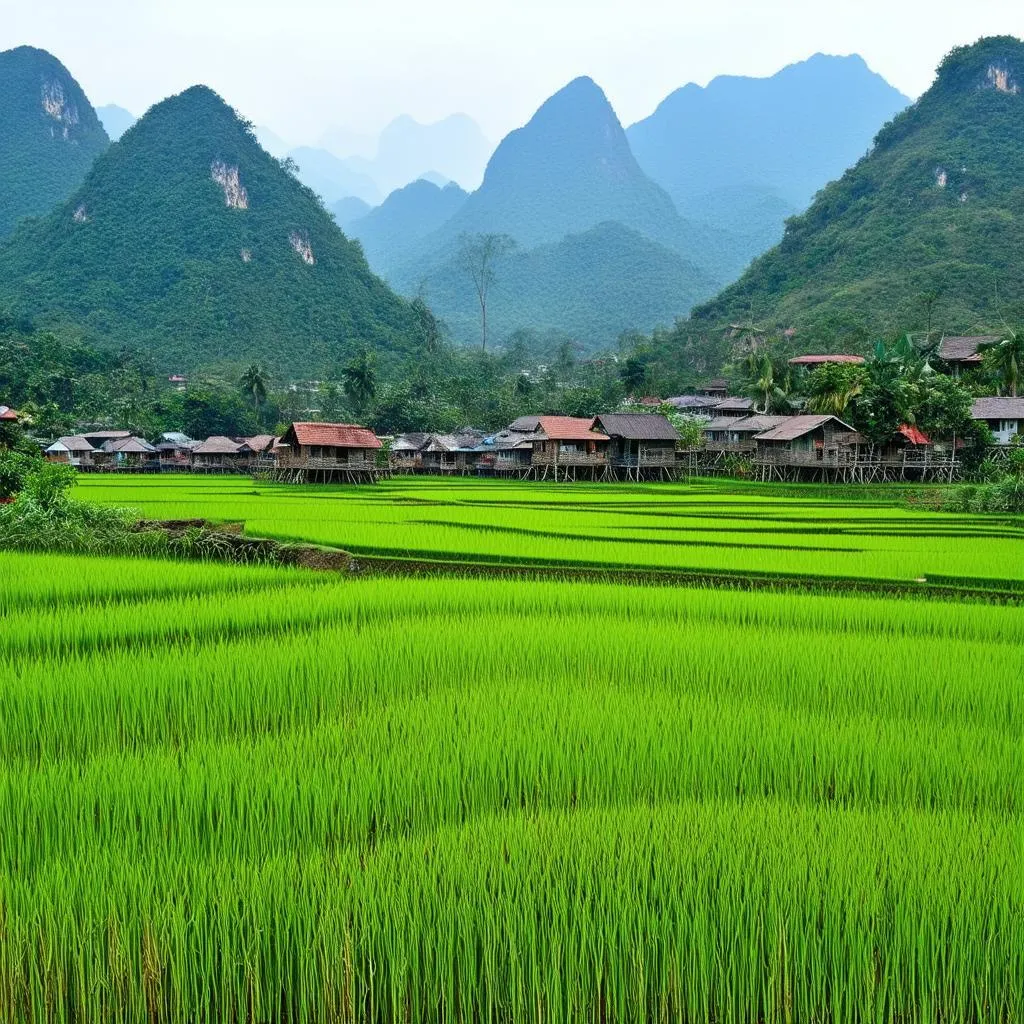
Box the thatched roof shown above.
[192,436,250,455]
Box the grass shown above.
[0,538,1021,1021]
[77,474,1024,587]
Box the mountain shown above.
[691,37,1024,342]
[331,196,373,230]
[96,104,136,140]
[318,115,491,194]
[0,46,109,238]
[287,146,381,205]
[356,113,491,193]
[0,85,433,373]
[427,77,723,265]
[628,54,910,271]
[404,222,719,348]
[348,179,468,275]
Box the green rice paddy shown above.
[80,474,1024,587]
[3,477,1023,1020]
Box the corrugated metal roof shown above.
[509,415,542,432]
[712,397,755,412]
[536,416,609,442]
[753,415,854,442]
[287,422,382,449]
[593,414,679,440]
[972,397,1024,420]
[705,415,789,434]
[50,435,95,452]
[665,395,719,410]
[938,336,998,363]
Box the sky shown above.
[2,0,1021,147]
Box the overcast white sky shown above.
[2,0,1021,144]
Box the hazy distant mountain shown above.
[331,196,373,230]
[96,103,136,140]
[0,85,432,373]
[255,125,291,159]
[628,54,910,269]
[348,179,468,274]
[426,77,726,268]
[287,145,381,205]
[692,36,1024,340]
[409,221,719,347]
[318,124,377,160]
[0,46,109,238]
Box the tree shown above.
[803,363,865,415]
[457,233,516,353]
[742,352,792,414]
[620,357,648,396]
[981,328,1023,397]
[240,364,270,424]
[341,349,377,417]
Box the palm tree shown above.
[240,364,269,424]
[981,328,1023,397]
[744,353,791,414]
[804,364,865,415]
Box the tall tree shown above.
[240,364,270,424]
[457,233,516,353]
[341,349,377,417]
[981,328,1023,397]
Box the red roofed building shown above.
[529,416,610,480]
[0,405,19,422]
[274,422,384,484]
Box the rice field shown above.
[77,475,1024,587]
[2,536,1022,1021]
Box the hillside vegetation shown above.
[0,46,109,238]
[0,86,435,374]
[692,37,1024,342]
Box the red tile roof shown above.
[898,424,931,445]
[536,416,609,442]
[788,354,866,365]
[287,422,382,449]
[0,406,18,421]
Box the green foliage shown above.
[691,36,1024,345]
[803,363,865,414]
[0,86,433,376]
[0,449,38,499]
[0,47,109,237]
[400,222,718,351]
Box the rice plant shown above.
[0,547,1021,1021]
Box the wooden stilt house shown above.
[272,422,385,483]
[591,414,680,481]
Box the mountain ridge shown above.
[0,84,433,373]
[689,36,1024,341]
[0,46,109,237]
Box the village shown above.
[14,344,1022,486]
